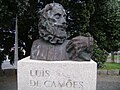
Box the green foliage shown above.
[92,43,109,68]
[0,0,16,28]
[0,0,30,28]
[61,0,95,38]
[89,0,120,52]
[0,0,39,64]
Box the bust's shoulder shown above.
[32,38,49,46]
[30,39,70,60]
[32,38,70,46]
[32,39,42,44]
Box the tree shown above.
[61,0,95,38]
[0,0,32,65]
[0,0,119,68]
[0,0,95,67]
[89,0,120,62]
[89,0,120,52]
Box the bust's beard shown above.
[39,26,67,44]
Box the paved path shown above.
[97,75,120,90]
[0,75,120,90]
[0,75,17,90]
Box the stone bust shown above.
[30,3,93,61]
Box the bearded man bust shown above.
[30,3,93,61]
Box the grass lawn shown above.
[99,62,120,70]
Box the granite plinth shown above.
[18,56,97,90]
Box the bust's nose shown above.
[62,18,66,24]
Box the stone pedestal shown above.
[18,57,97,90]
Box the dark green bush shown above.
[92,44,109,68]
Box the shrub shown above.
[92,44,109,68]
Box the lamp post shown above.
[14,16,18,69]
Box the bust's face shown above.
[46,4,67,28]
[39,3,67,44]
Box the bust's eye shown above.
[54,13,61,19]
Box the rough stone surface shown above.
[4,69,16,76]
[97,70,108,75]
[107,70,120,75]
[18,57,97,90]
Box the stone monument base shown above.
[17,57,97,90]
